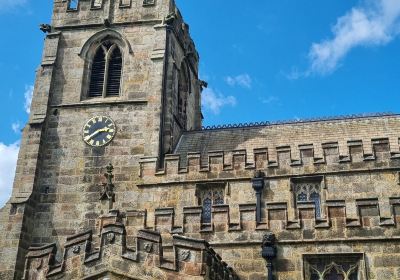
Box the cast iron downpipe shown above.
[261,232,277,280]
[252,170,265,224]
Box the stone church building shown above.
[1,0,400,279]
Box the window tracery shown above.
[304,255,362,280]
[197,185,225,223]
[88,41,122,98]
[294,179,322,218]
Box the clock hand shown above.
[84,127,110,141]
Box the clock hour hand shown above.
[84,127,110,141]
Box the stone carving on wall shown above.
[143,242,153,253]
[72,245,80,254]
[106,232,116,244]
[99,163,116,210]
[178,250,191,261]
[39,24,52,33]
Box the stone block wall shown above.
[51,0,173,27]
[1,0,399,279]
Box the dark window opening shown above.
[304,254,362,280]
[106,47,122,96]
[294,179,322,218]
[88,48,106,97]
[88,41,122,98]
[197,186,224,224]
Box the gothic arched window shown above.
[88,41,122,98]
[304,254,362,280]
[196,184,225,224]
[292,177,323,218]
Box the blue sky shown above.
[0,0,399,206]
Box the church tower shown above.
[0,0,202,278]
[3,1,399,280]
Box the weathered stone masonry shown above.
[0,0,400,279]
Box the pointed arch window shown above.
[304,254,364,280]
[88,41,122,98]
[291,176,323,218]
[196,183,225,224]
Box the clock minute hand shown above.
[85,127,110,141]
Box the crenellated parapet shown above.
[140,136,400,184]
[115,198,400,245]
[23,219,239,280]
[51,0,172,28]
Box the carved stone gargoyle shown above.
[39,24,52,33]
[163,12,176,25]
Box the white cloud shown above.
[24,85,34,114]
[309,0,400,75]
[0,0,27,12]
[202,88,236,114]
[261,96,279,104]
[285,67,308,80]
[0,142,20,207]
[225,74,252,89]
[11,122,21,134]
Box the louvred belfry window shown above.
[88,41,122,98]
[106,47,122,96]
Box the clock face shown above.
[83,116,116,147]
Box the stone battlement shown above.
[140,136,400,184]
[103,197,400,246]
[23,220,238,280]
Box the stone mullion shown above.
[102,47,112,98]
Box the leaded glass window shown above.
[198,187,224,223]
[294,180,321,218]
[304,254,363,280]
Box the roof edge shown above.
[195,112,399,132]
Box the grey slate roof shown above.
[174,113,400,166]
